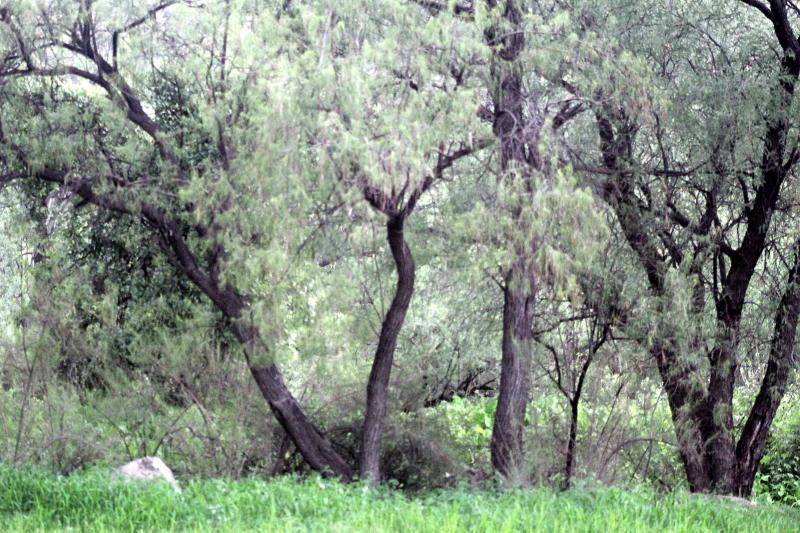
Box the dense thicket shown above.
[1,0,800,500]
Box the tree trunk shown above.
[156,222,355,480]
[562,399,579,490]
[233,324,355,480]
[486,0,537,482]
[734,241,800,496]
[561,339,599,491]
[594,111,713,492]
[28,169,356,479]
[490,266,536,480]
[250,364,353,479]
[359,215,416,485]
[703,341,738,492]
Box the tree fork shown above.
[734,240,800,496]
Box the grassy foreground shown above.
[0,467,798,532]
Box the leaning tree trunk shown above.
[144,207,357,480]
[249,363,353,479]
[187,276,355,480]
[359,215,416,485]
[491,266,536,480]
[151,211,356,480]
[28,169,356,479]
[734,240,800,496]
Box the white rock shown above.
[116,457,181,492]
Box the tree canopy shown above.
[1,0,800,498]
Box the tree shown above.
[534,276,615,489]
[560,0,800,494]
[0,0,354,477]
[0,0,486,482]
[3,0,799,495]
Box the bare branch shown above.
[768,0,800,53]
[739,0,774,20]
[113,1,178,70]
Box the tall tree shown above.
[484,0,538,480]
[0,0,486,482]
[565,0,800,494]
[482,0,605,481]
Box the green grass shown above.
[0,467,798,532]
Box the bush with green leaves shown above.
[754,393,800,507]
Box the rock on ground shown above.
[116,457,181,492]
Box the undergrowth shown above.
[0,466,798,532]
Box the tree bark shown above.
[699,48,800,493]
[491,267,536,479]
[593,42,800,494]
[484,0,539,481]
[27,169,355,479]
[359,215,416,485]
[734,240,800,495]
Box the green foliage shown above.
[1,467,798,533]
[754,394,800,507]
[2,0,800,502]
[436,396,496,468]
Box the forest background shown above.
[0,0,799,508]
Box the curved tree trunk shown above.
[5,9,356,478]
[152,215,356,480]
[359,215,416,485]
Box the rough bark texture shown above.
[491,273,536,478]
[0,10,358,480]
[486,0,539,481]
[593,3,800,494]
[359,216,416,485]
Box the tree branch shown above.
[739,0,774,20]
